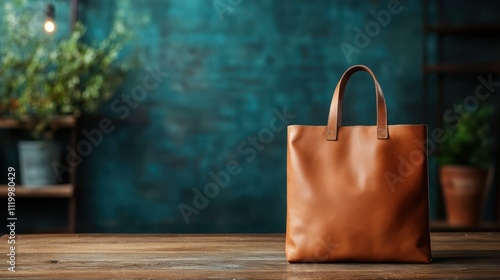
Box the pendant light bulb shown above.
[44,3,56,33]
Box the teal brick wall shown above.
[1,0,499,233]
[76,0,429,233]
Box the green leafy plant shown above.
[0,0,130,139]
[438,106,494,169]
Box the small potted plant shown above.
[438,106,494,226]
[0,1,129,187]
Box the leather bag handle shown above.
[326,65,389,141]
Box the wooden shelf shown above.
[0,184,74,198]
[426,24,500,37]
[431,220,500,232]
[0,115,76,129]
[423,2,500,223]
[423,63,500,73]
[0,116,77,233]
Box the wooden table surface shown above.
[0,233,499,279]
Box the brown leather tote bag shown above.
[286,65,432,263]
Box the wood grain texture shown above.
[0,233,499,279]
[0,116,75,129]
[0,185,74,198]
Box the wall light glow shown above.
[44,20,56,33]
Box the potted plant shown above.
[0,1,129,187]
[438,106,494,226]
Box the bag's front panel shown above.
[286,124,431,263]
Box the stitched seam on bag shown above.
[377,128,387,138]
[326,130,335,140]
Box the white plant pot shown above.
[18,141,61,188]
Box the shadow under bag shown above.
[286,65,432,263]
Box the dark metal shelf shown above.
[423,63,500,73]
[426,24,500,37]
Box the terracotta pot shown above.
[439,165,489,226]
